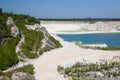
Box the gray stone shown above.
[11,72,36,80]
[40,27,56,49]
[0,76,10,80]
[6,17,19,37]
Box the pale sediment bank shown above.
[50,30,120,34]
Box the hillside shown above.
[0,11,61,77]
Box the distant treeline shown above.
[38,18,120,21]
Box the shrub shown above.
[0,36,19,70]
[22,50,38,59]
[49,36,62,48]
[15,64,34,74]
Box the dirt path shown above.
[16,33,24,53]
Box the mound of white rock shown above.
[6,17,19,37]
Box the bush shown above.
[58,61,120,80]
[0,11,38,70]
[97,46,120,50]
[21,30,44,58]
[49,36,62,48]
[22,50,38,59]
[0,64,34,79]
[15,64,34,74]
[0,36,19,70]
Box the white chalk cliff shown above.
[41,21,120,33]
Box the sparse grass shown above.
[96,46,120,50]
[57,62,120,80]
[21,28,44,58]
[0,64,34,79]
[0,36,20,70]
[14,64,34,75]
[22,50,38,59]
[49,36,62,48]
[78,46,120,51]
[75,42,120,51]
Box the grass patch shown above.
[14,64,34,75]
[78,46,120,51]
[49,36,62,48]
[0,64,34,79]
[0,36,20,70]
[58,62,120,80]
[96,46,120,50]
[22,50,38,59]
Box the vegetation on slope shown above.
[21,30,44,58]
[96,46,120,50]
[0,13,20,70]
[0,64,34,79]
[0,11,39,70]
[49,36,62,48]
[58,61,120,80]
[78,46,120,51]
[75,42,120,50]
[0,9,62,70]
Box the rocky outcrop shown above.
[6,17,19,37]
[11,72,36,80]
[0,72,36,80]
[25,24,57,49]
[39,27,56,49]
[0,76,10,80]
[26,24,41,30]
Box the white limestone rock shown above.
[26,24,42,30]
[6,17,15,27]
[11,72,36,80]
[0,76,10,80]
[40,27,56,49]
[6,17,19,37]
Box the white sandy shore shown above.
[32,34,120,80]
[52,31,120,34]
[31,22,120,80]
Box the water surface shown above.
[58,33,120,46]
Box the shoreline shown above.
[52,30,120,34]
[33,33,120,80]
[32,23,120,80]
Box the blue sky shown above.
[0,0,120,18]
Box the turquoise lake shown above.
[57,33,120,46]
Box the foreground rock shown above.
[57,56,120,80]
[0,72,35,80]
[12,72,36,80]
[0,64,36,80]
[0,76,10,80]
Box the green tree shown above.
[0,8,2,13]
